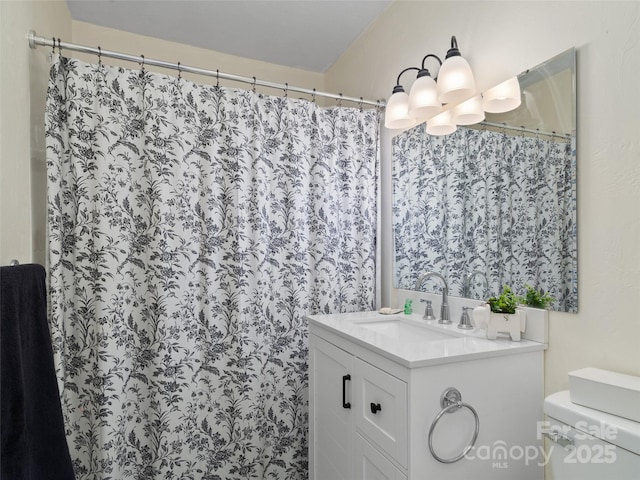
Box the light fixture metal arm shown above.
[419,54,443,81]
[421,54,442,70]
[395,66,420,87]
[445,35,462,59]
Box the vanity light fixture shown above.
[407,54,442,119]
[426,109,457,136]
[385,35,521,134]
[482,76,522,113]
[452,95,485,126]
[384,84,417,130]
[436,37,476,104]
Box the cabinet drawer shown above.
[354,433,407,480]
[354,358,408,467]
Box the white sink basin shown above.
[306,311,547,368]
[352,317,457,342]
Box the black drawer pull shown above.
[342,374,351,409]
[370,402,382,414]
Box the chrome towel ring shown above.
[428,387,480,464]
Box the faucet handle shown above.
[457,307,474,330]
[420,299,436,321]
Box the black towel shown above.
[1,264,75,480]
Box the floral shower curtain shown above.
[45,54,379,479]
[393,126,577,312]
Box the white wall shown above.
[71,21,325,94]
[0,0,71,266]
[326,1,640,396]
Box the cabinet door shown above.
[354,433,408,480]
[354,357,408,467]
[309,334,354,480]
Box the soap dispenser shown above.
[403,299,413,315]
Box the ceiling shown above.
[66,0,394,73]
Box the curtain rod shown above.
[480,121,572,140]
[28,31,384,108]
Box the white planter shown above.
[472,304,526,341]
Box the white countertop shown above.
[306,310,547,368]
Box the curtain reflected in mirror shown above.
[392,49,577,312]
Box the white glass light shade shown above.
[452,95,485,125]
[408,75,441,119]
[482,76,522,113]
[426,109,456,136]
[437,56,476,104]
[385,90,416,129]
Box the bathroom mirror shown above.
[392,48,577,312]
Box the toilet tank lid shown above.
[544,390,640,455]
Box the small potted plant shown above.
[473,285,526,341]
[519,284,554,309]
[487,285,519,314]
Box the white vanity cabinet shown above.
[308,313,546,480]
[310,333,408,480]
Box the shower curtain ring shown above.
[338,93,343,107]
[358,97,363,112]
[51,37,56,54]
[140,55,145,75]
[57,38,62,53]
[216,69,220,88]
[97,46,102,66]
[177,62,181,80]
[252,76,256,93]
[284,83,288,98]
[312,88,316,103]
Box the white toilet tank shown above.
[543,390,640,480]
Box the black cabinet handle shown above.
[342,374,351,409]
[370,402,382,414]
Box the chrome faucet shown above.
[414,271,450,324]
